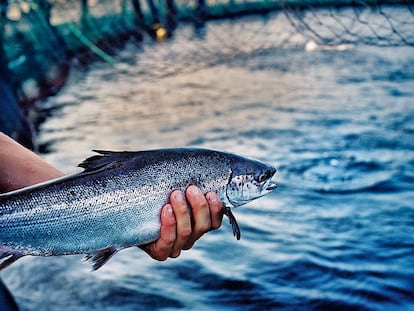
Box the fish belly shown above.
[0,191,163,256]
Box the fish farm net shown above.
[2,1,413,76]
[1,0,414,145]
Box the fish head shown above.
[225,158,277,207]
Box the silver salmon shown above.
[0,148,276,270]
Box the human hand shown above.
[141,185,223,260]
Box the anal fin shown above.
[0,248,24,271]
[223,206,241,240]
[84,247,118,271]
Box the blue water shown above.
[2,13,414,310]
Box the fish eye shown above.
[254,169,275,183]
[254,172,267,183]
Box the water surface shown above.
[3,13,414,311]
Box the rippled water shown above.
[3,14,414,310]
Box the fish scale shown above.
[0,148,276,270]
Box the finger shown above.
[206,192,223,230]
[183,185,211,249]
[169,190,192,257]
[141,204,176,261]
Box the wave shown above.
[283,154,396,193]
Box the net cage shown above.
[2,1,414,84]
[0,0,413,146]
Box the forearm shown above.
[0,132,64,192]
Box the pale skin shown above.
[0,132,223,260]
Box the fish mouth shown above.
[266,181,278,191]
[264,168,277,192]
[261,176,277,193]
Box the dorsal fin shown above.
[78,150,131,172]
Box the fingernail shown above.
[188,185,201,196]
[165,205,173,215]
[172,190,185,203]
[162,204,176,225]
[163,204,174,218]
[207,192,218,203]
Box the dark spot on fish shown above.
[70,190,76,196]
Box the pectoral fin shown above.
[84,247,118,271]
[0,248,24,271]
[223,206,241,240]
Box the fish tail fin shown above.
[0,248,24,271]
[84,247,118,271]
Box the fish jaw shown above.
[262,177,278,195]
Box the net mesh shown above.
[281,2,414,46]
[1,0,413,145]
[1,0,414,101]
